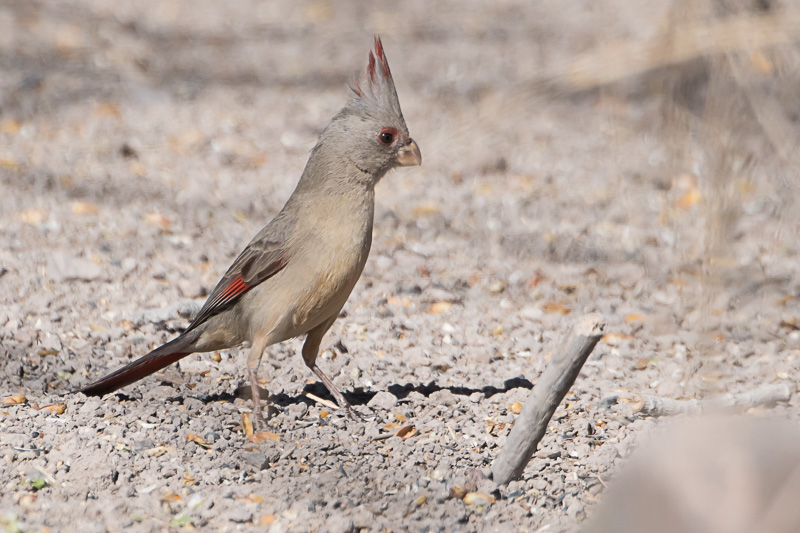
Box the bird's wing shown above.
[185,237,289,332]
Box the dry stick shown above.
[492,314,606,486]
[304,392,339,411]
[635,383,794,417]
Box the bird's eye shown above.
[378,128,396,145]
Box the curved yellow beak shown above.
[396,138,421,167]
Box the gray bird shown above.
[80,37,421,425]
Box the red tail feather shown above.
[80,336,193,396]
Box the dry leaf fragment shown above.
[463,492,495,505]
[249,153,268,167]
[242,493,265,503]
[182,471,196,486]
[428,301,452,314]
[259,515,276,526]
[38,402,66,415]
[147,446,168,457]
[542,301,571,315]
[416,495,427,506]
[750,49,775,73]
[601,332,634,344]
[527,272,544,287]
[186,434,211,448]
[92,102,120,118]
[241,413,254,436]
[246,432,280,443]
[319,410,329,419]
[491,325,504,336]
[129,161,146,177]
[625,313,646,323]
[383,423,399,430]
[394,413,407,423]
[37,349,59,356]
[412,203,441,217]
[1,119,21,134]
[71,201,99,215]
[677,188,702,209]
[18,208,46,225]
[4,395,27,405]
[160,491,182,503]
[476,183,493,195]
[395,425,417,440]
[0,158,20,171]
[448,485,468,500]
[509,402,522,414]
[489,280,506,294]
[144,211,171,230]
[634,358,650,370]
[304,1,332,22]
[485,420,508,435]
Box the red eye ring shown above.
[378,127,397,145]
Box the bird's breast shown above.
[291,229,371,327]
[287,194,375,332]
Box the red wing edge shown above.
[185,252,288,332]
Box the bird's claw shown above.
[342,403,366,422]
[252,408,268,432]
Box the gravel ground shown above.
[2,1,799,531]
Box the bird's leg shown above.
[302,319,364,421]
[246,339,269,430]
[309,364,363,422]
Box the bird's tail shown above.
[79,335,194,396]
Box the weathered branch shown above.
[492,314,606,486]
[565,12,800,89]
[634,383,794,417]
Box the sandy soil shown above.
[1,1,799,531]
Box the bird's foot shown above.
[251,406,268,431]
[311,364,365,423]
[341,401,366,423]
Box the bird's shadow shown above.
[268,376,534,409]
[106,376,534,411]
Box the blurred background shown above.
[2,0,800,530]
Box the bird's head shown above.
[318,37,420,184]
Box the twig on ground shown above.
[491,314,606,486]
[634,383,794,417]
[304,392,339,411]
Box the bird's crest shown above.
[348,36,404,121]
